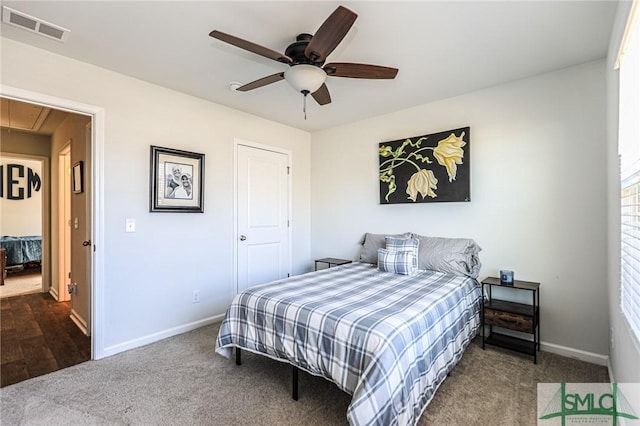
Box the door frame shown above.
[1,85,106,360]
[56,142,71,302]
[233,138,292,294]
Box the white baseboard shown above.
[101,314,224,358]
[485,328,611,368]
[540,341,609,367]
[70,309,89,336]
[49,287,59,301]
[607,357,615,382]
[482,326,609,367]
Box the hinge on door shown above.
[287,273,290,278]
[287,219,290,227]
[287,166,290,175]
[68,272,71,279]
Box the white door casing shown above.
[236,141,291,293]
[57,143,71,302]
[1,85,105,359]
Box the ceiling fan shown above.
[209,5,398,118]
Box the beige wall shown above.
[0,155,43,236]
[0,129,50,238]
[0,128,51,157]
[49,113,91,327]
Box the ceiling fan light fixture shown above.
[284,64,326,94]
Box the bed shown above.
[0,235,42,267]
[216,234,482,426]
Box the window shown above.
[619,1,640,341]
[621,173,640,340]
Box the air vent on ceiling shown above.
[2,6,69,42]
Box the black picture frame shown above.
[72,161,83,194]
[150,146,204,213]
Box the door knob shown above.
[82,240,91,247]
[239,235,247,241]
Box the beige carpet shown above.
[0,271,42,298]
[0,322,608,425]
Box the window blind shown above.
[621,171,640,340]
[619,0,640,342]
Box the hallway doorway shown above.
[1,86,105,361]
[0,96,93,385]
[0,152,46,298]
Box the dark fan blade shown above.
[237,73,285,91]
[305,6,357,63]
[209,30,292,64]
[311,84,331,105]
[324,62,398,79]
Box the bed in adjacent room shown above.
[0,235,42,267]
[216,233,482,426]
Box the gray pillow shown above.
[411,234,482,278]
[359,232,411,264]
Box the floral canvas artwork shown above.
[379,127,470,204]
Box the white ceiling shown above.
[0,1,618,132]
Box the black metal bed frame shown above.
[234,346,451,405]
[235,347,299,400]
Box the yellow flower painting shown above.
[379,127,470,204]
[433,133,466,182]
[406,169,438,201]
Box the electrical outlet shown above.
[192,290,200,303]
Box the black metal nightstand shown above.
[481,277,540,364]
[314,257,352,271]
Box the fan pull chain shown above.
[301,90,310,120]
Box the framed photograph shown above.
[150,146,204,213]
[72,161,83,194]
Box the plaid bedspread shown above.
[216,263,481,426]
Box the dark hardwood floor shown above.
[1,292,91,387]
